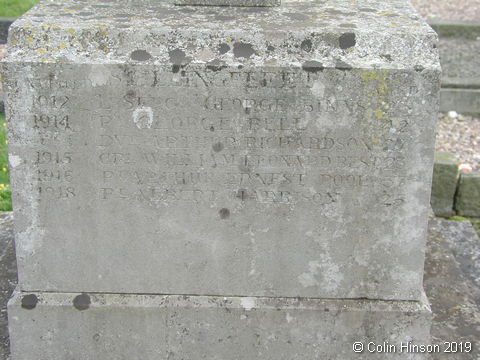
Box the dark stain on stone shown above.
[335,60,352,70]
[21,294,38,310]
[77,11,94,16]
[172,65,180,73]
[414,65,425,72]
[210,126,215,132]
[73,293,91,311]
[207,59,226,72]
[301,39,312,52]
[93,333,100,342]
[219,208,230,219]
[339,33,356,49]
[267,45,275,52]
[169,48,186,65]
[236,189,248,201]
[233,42,255,59]
[381,54,393,62]
[212,142,224,152]
[238,64,243,70]
[130,50,152,61]
[218,43,230,55]
[302,60,324,73]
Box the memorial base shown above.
[8,289,432,359]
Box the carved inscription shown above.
[25,66,414,207]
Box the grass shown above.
[0,113,11,211]
[0,0,39,17]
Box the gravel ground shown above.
[436,112,480,172]
[410,0,480,21]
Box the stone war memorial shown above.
[1,0,440,358]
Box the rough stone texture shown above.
[427,217,480,302]
[430,152,458,217]
[2,215,479,359]
[0,213,16,360]
[7,290,432,360]
[437,35,480,88]
[174,0,281,6]
[424,217,480,360]
[455,172,480,216]
[1,0,440,300]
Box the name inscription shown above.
[22,66,415,208]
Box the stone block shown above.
[429,21,480,114]
[439,88,480,115]
[430,152,458,217]
[455,172,480,217]
[8,289,432,360]
[2,0,440,300]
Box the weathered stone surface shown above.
[455,172,480,216]
[8,289,432,360]
[2,216,478,359]
[425,217,480,360]
[1,0,440,300]
[0,212,16,360]
[174,0,281,7]
[430,152,458,217]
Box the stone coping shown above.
[3,0,439,70]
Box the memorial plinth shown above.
[2,0,440,358]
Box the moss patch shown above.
[0,113,11,211]
[448,215,480,237]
